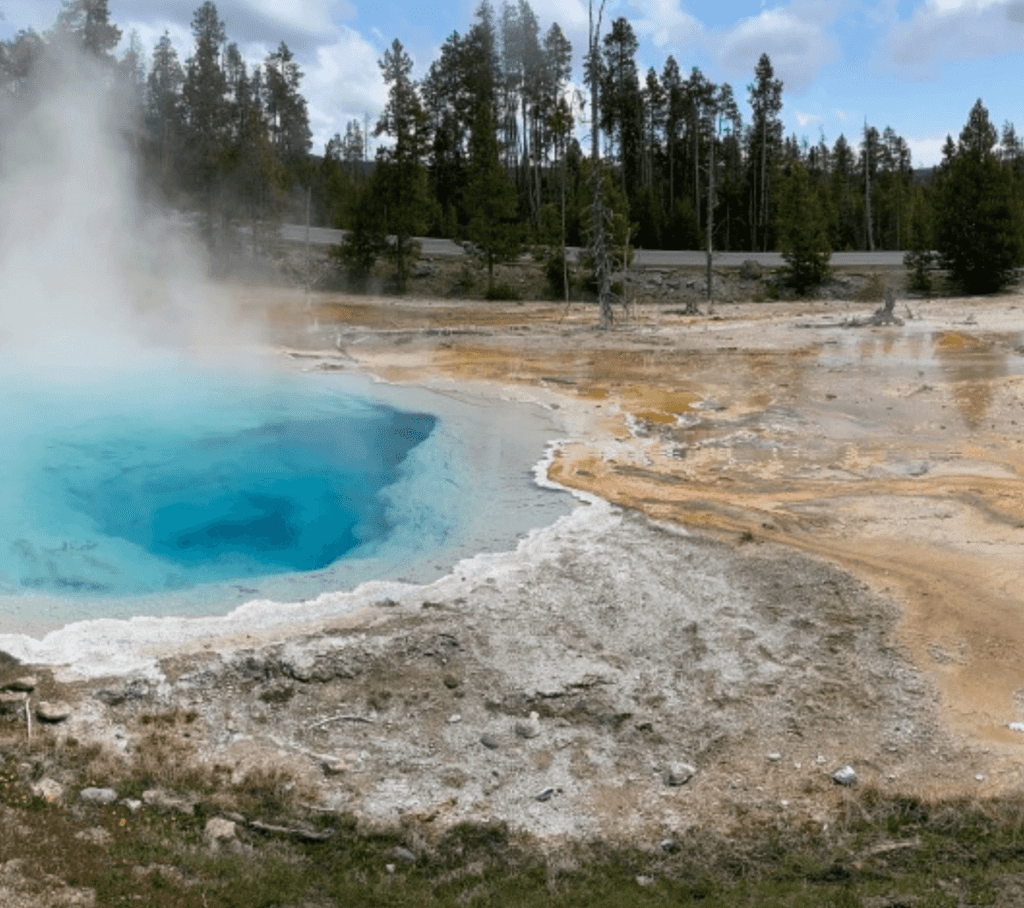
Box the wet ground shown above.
[264,289,1024,766]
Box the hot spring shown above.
[0,354,574,637]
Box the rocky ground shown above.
[4,277,1024,900]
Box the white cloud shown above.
[304,28,388,153]
[885,0,1024,72]
[906,133,950,168]
[542,0,589,31]
[629,0,704,49]
[796,110,822,127]
[716,3,843,94]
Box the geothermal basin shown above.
[0,350,574,640]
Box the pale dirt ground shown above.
[9,285,1024,849]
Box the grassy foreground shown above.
[1,721,1023,906]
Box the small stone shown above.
[4,676,38,692]
[832,765,857,786]
[36,701,72,723]
[442,673,460,689]
[448,713,461,724]
[636,874,656,886]
[515,711,541,739]
[204,817,237,848]
[536,787,555,802]
[385,863,396,874]
[1008,722,1024,732]
[480,733,499,750]
[123,799,142,813]
[976,774,984,782]
[393,846,417,864]
[30,778,64,803]
[80,787,118,805]
[665,762,696,786]
[660,839,679,853]
[766,752,782,763]
[321,757,347,775]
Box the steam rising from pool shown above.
[0,48,574,640]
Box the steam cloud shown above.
[0,42,265,371]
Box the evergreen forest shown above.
[3,0,1024,294]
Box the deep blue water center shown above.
[1,361,436,597]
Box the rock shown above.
[660,839,679,853]
[30,778,64,803]
[4,676,37,692]
[448,713,462,724]
[766,752,782,763]
[636,874,656,886]
[1009,722,1024,732]
[393,846,417,864]
[665,762,696,786]
[442,673,461,689]
[122,799,142,813]
[79,787,118,805]
[321,757,348,775]
[536,787,555,802]
[832,765,858,786]
[480,733,500,750]
[515,711,541,739]
[142,788,195,815]
[740,260,762,280]
[36,701,72,723]
[204,817,237,848]
[0,691,27,714]
[413,263,436,278]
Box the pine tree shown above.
[145,31,185,187]
[375,38,432,291]
[935,100,1024,294]
[465,104,521,294]
[54,0,121,62]
[777,161,831,294]
[746,53,783,251]
[264,42,312,173]
[181,1,229,250]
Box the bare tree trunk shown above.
[589,0,612,328]
[705,135,714,311]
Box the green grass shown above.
[4,733,1024,906]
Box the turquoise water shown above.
[1,361,432,596]
[0,356,573,633]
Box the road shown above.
[279,224,907,267]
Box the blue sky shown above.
[2,0,1024,167]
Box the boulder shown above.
[515,711,541,739]
[30,778,65,803]
[36,701,72,723]
[393,846,417,864]
[4,676,37,692]
[79,787,118,805]
[832,765,858,786]
[740,259,762,281]
[204,817,237,849]
[665,762,696,786]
